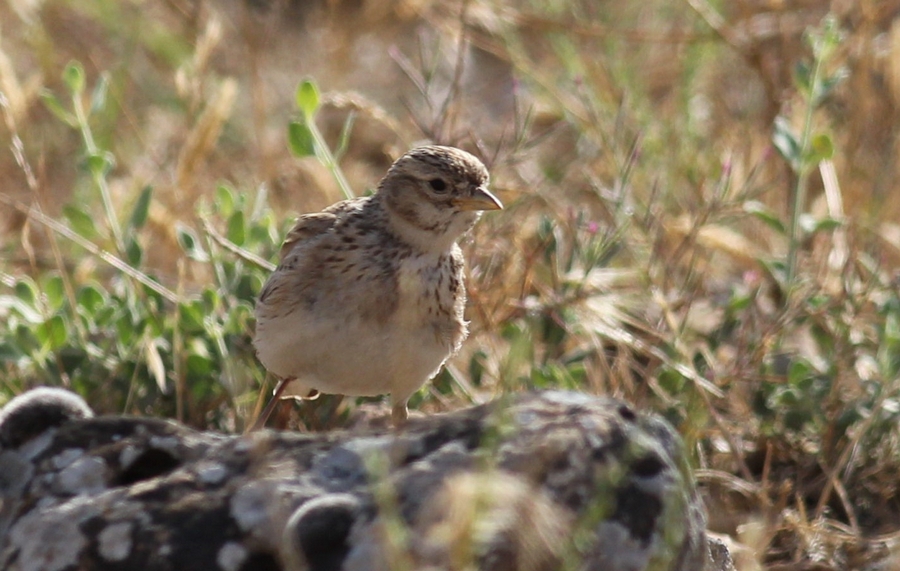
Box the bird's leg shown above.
[249,377,293,432]
[391,401,409,427]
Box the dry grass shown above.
[3,0,900,569]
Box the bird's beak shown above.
[453,187,503,211]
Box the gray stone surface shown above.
[0,388,732,571]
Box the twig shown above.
[200,215,276,272]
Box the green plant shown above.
[4,3,900,567]
[0,62,285,429]
[288,78,356,199]
[768,15,846,290]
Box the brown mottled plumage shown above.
[252,146,502,428]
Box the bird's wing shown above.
[258,198,366,306]
[279,212,338,260]
[278,198,363,260]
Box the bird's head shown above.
[378,145,502,252]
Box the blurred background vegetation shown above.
[2,0,900,568]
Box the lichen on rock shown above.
[0,388,733,571]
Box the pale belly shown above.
[254,312,453,403]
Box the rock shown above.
[0,388,731,571]
[0,387,93,449]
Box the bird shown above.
[251,145,502,429]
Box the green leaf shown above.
[44,276,66,311]
[39,89,76,126]
[63,204,100,239]
[185,338,213,377]
[91,301,115,326]
[0,341,20,362]
[794,61,812,96]
[468,350,488,386]
[248,223,270,246]
[14,277,38,307]
[77,284,106,315]
[179,300,206,333]
[129,186,153,230]
[295,78,320,119]
[799,214,843,235]
[215,185,235,217]
[115,313,137,346]
[806,133,834,163]
[658,367,687,394]
[743,201,786,234]
[202,287,220,310]
[287,121,315,157]
[14,323,41,354]
[727,292,752,312]
[125,236,143,266]
[90,72,110,114]
[772,116,801,171]
[37,315,68,350]
[787,359,814,386]
[227,210,245,245]
[758,258,788,289]
[882,315,900,379]
[85,151,116,177]
[176,222,208,261]
[186,352,214,377]
[63,61,86,94]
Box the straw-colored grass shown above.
[2,1,900,568]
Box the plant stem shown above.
[307,117,355,200]
[73,91,126,255]
[785,46,824,288]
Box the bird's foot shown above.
[391,402,409,428]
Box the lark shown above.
[251,146,502,429]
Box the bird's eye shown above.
[428,178,448,193]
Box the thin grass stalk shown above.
[0,193,180,303]
[71,88,126,256]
